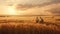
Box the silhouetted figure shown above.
[36,17,39,23]
[39,17,44,23]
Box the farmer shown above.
[39,17,44,23]
[36,17,39,23]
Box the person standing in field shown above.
[39,17,44,23]
[36,17,39,23]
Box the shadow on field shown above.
[0,23,60,34]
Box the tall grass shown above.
[0,23,60,34]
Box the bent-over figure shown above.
[39,17,44,23]
[36,17,39,23]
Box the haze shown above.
[0,0,60,15]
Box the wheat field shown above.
[0,15,60,34]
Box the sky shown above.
[0,0,60,15]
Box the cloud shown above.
[0,0,60,15]
[1,0,60,6]
[47,7,60,15]
[14,0,60,11]
[46,3,60,15]
[15,2,60,15]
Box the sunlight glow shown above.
[5,6,17,15]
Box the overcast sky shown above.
[0,0,60,5]
[0,0,60,15]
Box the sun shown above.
[5,6,17,15]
